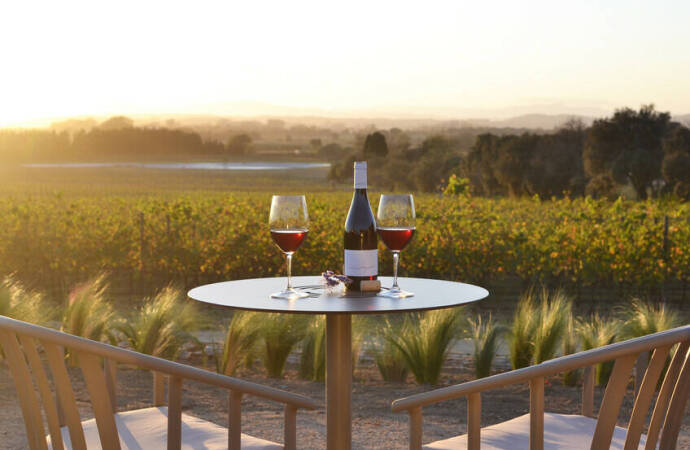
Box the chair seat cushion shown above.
[48,406,282,449]
[423,412,646,450]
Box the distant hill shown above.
[460,114,594,130]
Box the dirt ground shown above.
[1,354,688,449]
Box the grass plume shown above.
[576,313,620,385]
[388,309,461,385]
[621,298,681,339]
[218,311,261,376]
[260,313,310,378]
[370,318,409,382]
[61,274,118,343]
[469,313,504,379]
[562,316,579,386]
[0,275,53,325]
[119,286,201,360]
[299,317,326,381]
[509,287,572,369]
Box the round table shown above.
[188,276,488,450]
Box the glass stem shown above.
[286,252,294,290]
[392,251,400,290]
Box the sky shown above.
[1,0,690,127]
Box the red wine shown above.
[343,161,378,291]
[271,229,308,253]
[378,227,415,251]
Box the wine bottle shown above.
[344,161,378,291]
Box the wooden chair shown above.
[392,325,690,450]
[0,315,318,450]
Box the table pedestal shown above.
[326,313,352,450]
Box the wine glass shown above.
[377,194,415,298]
[269,195,309,299]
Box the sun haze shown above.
[2,0,690,126]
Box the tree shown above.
[583,105,670,199]
[227,134,252,156]
[363,131,388,158]
[661,125,690,198]
[464,134,506,196]
[318,143,345,160]
[99,116,134,130]
[493,134,537,197]
[524,123,586,197]
[388,128,411,153]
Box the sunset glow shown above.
[2,0,690,126]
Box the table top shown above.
[188,276,488,315]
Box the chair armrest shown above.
[0,315,318,410]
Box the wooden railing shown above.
[0,315,318,450]
[391,325,690,450]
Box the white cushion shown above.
[423,413,646,450]
[48,406,282,449]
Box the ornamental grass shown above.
[61,274,118,344]
[389,309,461,385]
[576,313,620,385]
[469,313,504,379]
[260,313,310,378]
[219,311,262,376]
[119,286,201,360]
[370,318,409,382]
[0,275,53,325]
[509,287,573,369]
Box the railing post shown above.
[229,391,243,450]
[284,405,297,450]
[634,351,649,396]
[167,376,182,450]
[467,393,481,450]
[153,371,166,406]
[104,359,117,413]
[409,407,422,450]
[530,377,544,450]
[582,366,595,417]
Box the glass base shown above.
[380,287,414,299]
[271,288,309,299]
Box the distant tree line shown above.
[0,116,251,162]
[329,105,690,200]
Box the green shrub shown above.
[119,286,201,360]
[576,313,620,385]
[217,311,262,376]
[260,313,310,378]
[389,309,461,385]
[469,313,504,379]
[61,274,118,344]
[0,275,53,325]
[509,288,572,369]
[370,319,409,382]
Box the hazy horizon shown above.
[2,0,690,127]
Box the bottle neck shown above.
[354,167,367,189]
[354,188,368,198]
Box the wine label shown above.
[344,249,378,276]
